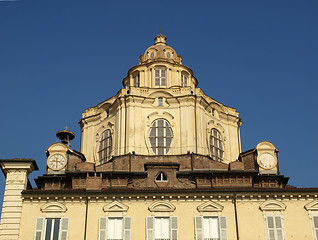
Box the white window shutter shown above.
[123,217,131,240]
[194,216,203,240]
[146,216,155,240]
[170,216,178,240]
[34,218,45,240]
[59,218,69,240]
[219,216,228,240]
[99,217,108,240]
[266,216,275,240]
[274,216,284,240]
[313,216,318,240]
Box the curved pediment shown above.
[197,201,224,212]
[103,201,129,212]
[305,200,318,211]
[40,202,67,213]
[259,200,286,211]
[148,201,176,212]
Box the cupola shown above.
[138,34,182,64]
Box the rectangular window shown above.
[195,216,227,240]
[266,216,284,240]
[133,74,140,87]
[34,218,69,240]
[181,74,188,87]
[99,217,131,240]
[155,69,166,86]
[147,216,178,240]
[158,97,163,106]
[313,216,318,240]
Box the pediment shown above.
[259,200,286,211]
[40,202,67,213]
[149,201,176,212]
[197,201,224,212]
[305,200,318,211]
[103,201,129,212]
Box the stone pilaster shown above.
[0,159,38,240]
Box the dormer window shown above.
[156,172,168,182]
[155,68,166,87]
[133,73,140,87]
[150,52,155,58]
[166,52,171,59]
[181,73,188,87]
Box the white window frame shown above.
[181,74,188,87]
[146,216,178,240]
[155,68,166,87]
[210,128,224,162]
[195,216,227,240]
[133,74,140,87]
[98,129,112,164]
[99,217,131,240]
[34,218,69,240]
[155,172,168,182]
[312,216,318,240]
[149,119,173,155]
[265,215,285,240]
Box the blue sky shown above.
[0,0,317,210]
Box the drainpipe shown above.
[84,191,88,240]
[194,95,198,153]
[124,95,127,155]
[233,192,240,240]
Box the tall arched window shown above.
[98,129,112,164]
[181,73,188,87]
[210,128,224,162]
[149,119,173,155]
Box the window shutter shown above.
[170,216,178,240]
[123,217,131,240]
[59,218,69,240]
[266,216,275,240]
[99,217,107,240]
[146,216,155,240]
[219,216,228,240]
[274,216,284,240]
[313,216,318,240]
[34,218,45,240]
[194,216,203,240]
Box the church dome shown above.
[138,34,182,65]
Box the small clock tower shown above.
[46,129,75,174]
[256,141,279,175]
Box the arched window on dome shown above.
[166,52,171,59]
[210,128,224,162]
[98,129,112,164]
[133,73,140,87]
[181,72,188,87]
[150,52,155,59]
[155,68,166,87]
[149,119,173,155]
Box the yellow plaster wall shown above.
[18,197,317,240]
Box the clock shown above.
[48,153,66,170]
[258,153,276,170]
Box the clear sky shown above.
[0,0,317,211]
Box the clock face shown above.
[258,153,276,169]
[48,154,66,170]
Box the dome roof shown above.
[138,34,182,65]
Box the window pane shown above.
[313,216,318,228]
[267,217,274,229]
[108,218,123,240]
[275,216,282,228]
[45,219,52,240]
[276,229,283,240]
[268,229,275,240]
[52,219,60,240]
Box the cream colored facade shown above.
[1,35,318,240]
[80,34,241,165]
